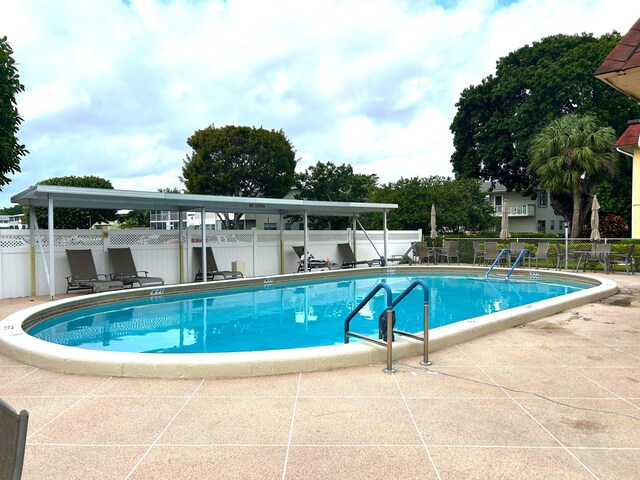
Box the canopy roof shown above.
[11,185,397,217]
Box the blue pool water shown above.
[28,273,588,353]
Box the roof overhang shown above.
[613,119,640,156]
[595,67,640,103]
[594,18,640,102]
[10,185,397,217]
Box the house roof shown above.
[10,185,397,217]
[594,18,640,101]
[613,119,640,155]
[480,181,506,193]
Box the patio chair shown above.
[193,247,244,282]
[337,243,378,269]
[484,241,504,266]
[588,243,611,273]
[609,243,635,274]
[472,241,485,266]
[0,398,29,480]
[108,248,164,288]
[65,249,124,293]
[533,242,551,269]
[509,241,525,264]
[437,240,459,264]
[292,246,329,272]
[413,242,433,264]
[554,243,566,270]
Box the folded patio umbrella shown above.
[430,204,437,240]
[499,200,510,240]
[590,195,601,241]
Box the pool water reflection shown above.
[28,274,587,354]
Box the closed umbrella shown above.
[590,195,601,241]
[499,200,510,240]
[430,204,437,240]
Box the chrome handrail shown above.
[344,280,431,373]
[344,282,394,372]
[378,279,431,366]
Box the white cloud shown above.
[0,0,637,206]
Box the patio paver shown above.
[0,273,637,479]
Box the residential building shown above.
[595,17,640,239]
[482,182,566,234]
[0,214,26,229]
[150,210,304,231]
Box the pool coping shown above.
[0,266,618,378]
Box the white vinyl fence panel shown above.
[0,228,421,299]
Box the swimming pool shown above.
[27,273,589,354]
[0,266,618,378]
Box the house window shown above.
[264,222,277,230]
[538,191,547,207]
[494,195,503,214]
[537,220,546,233]
[550,220,555,231]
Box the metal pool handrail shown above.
[344,282,393,347]
[506,249,531,280]
[485,248,511,278]
[378,279,432,367]
[344,280,431,373]
[485,248,533,280]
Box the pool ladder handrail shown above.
[485,248,510,279]
[506,249,531,280]
[485,248,532,280]
[344,280,431,373]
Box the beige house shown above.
[595,17,640,239]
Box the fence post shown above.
[252,227,258,277]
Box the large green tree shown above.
[118,209,149,228]
[364,176,493,233]
[450,32,640,221]
[0,36,27,189]
[527,114,617,238]
[27,176,118,229]
[182,125,297,229]
[295,161,379,229]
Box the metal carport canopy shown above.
[11,185,397,216]
[11,185,398,300]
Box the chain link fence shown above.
[427,237,639,273]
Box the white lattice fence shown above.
[0,228,422,298]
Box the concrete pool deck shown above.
[0,272,638,479]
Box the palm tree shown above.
[527,114,617,238]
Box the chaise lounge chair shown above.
[337,243,379,269]
[292,246,329,272]
[108,247,165,288]
[0,398,29,480]
[65,249,124,293]
[193,247,244,282]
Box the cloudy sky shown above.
[0,0,637,207]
